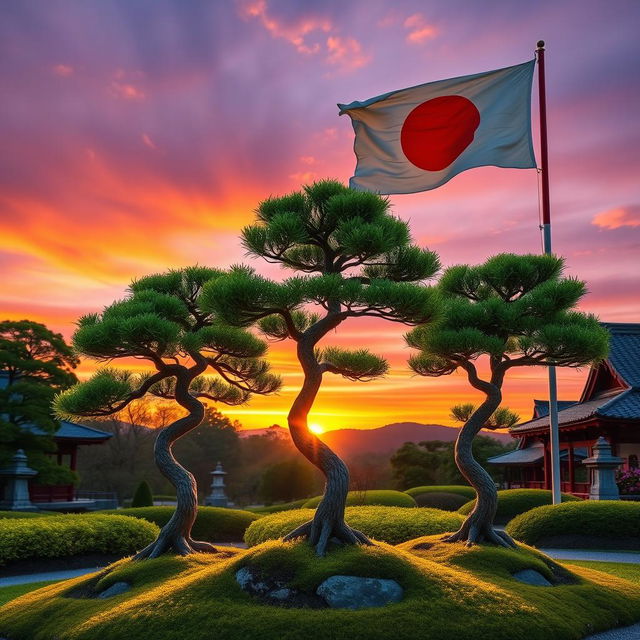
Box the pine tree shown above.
[200,180,440,555]
[406,253,609,546]
[55,267,280,559]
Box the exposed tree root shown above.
[442,518,517,548]
[134,533,218,560]
[283,517,373,556]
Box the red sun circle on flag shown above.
[400,95,481,172]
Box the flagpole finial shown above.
[537,40,545,49]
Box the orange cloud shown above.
[110,81,145,100]
[592,206,640,230]
[404,13,438,44]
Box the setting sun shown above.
[308,423,325,435]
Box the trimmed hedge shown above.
[414,492,469,511]
[0,514,158,566]
[247,499,309,514]
[405,485,476,500]
[506,500,640,546]
[302,490,417,509]
[458,489,581,522]
[0,511,55,519]
[244,505,463,546]
[97,506,260,542]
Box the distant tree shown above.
[0,320,79,483]
[406,254,609,546]
[55,267,280,559]
[202,180,440,555]
[131,480,154,507]
[260,459,319,504]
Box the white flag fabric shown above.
[338,60,537,194]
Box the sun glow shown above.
[308,423,325,435]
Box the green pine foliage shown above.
[131,480,154,508]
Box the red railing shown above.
[29,484,74,503]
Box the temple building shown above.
[488,323,640,498]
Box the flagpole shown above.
[536,40,562,506]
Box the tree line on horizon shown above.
[3,179,609,558]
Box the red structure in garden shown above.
[489,323,640,498]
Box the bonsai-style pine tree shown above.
[55,267,280,559]
[450,403,519,430]
[406,253,609,546]
[201,180,440,555]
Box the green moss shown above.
[2,540,639,640]
[405,485,476,500]
[0,514,158,566]
[96,506,259,542]
[244,506,464,546]
[302,490,417,509]
[0,581,58,607]
[0,511,55,519]
[458,489,580,522]
[413,492,470,511]
[506,500,640,546]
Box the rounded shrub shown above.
[244,505,464,546]
[0,514,158,566]
[247,499,309,514]
[506,500,640,547]
[302,490,417,509]
[0,511,55,519]
[414,492,469,511]
[98,506,260,542]
[405,485,476,500]
[458,489,580,522]
[131,480,154,508]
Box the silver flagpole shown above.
[536,40,562,505]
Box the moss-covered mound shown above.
[2,539,639,640]
[0,510,55,519]
[97,506,259,542]
[303,490,417,509]
[413,492,470,510]
[458,489,581,522]
[244,506,464,546]
[506,500,640,548]
[405,485,476,500]
[0,514,158,566]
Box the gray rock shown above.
[268,588,293,600]
[512,569,553,587]
[316,575,403,609]
[235,567,270,595]
[97,581,131,599]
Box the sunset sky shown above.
[2,1,639,432]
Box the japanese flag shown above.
[338,60,537,194]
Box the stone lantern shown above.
[205,461,228,507]
[0,449,38,511]
[582,436,623,500]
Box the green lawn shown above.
[0,580,58,607]
[563,561,640,584]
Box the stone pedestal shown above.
[205,461,228,507]
[0,449,38,511]
[582,437,623,500]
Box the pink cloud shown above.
[110,81,145,100]
[592,206,640,230]
[326,36,371,73]
[404,13,438,44]
[239,0,331,54]
[52,64,74,77]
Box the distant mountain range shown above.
[239,422,513,458]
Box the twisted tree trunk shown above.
[443,366,516,548]
[283,341,371,556]
[134,371,217,560]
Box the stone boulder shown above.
[316,575,403,609]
